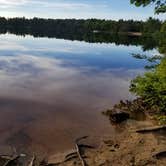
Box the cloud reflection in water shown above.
[0,34,152,154]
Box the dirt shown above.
[0,119,166,166]
[48,120,166,166]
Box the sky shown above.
[0,0,165,20]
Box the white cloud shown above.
[0,0,26,5]
[0,40,28,51]
[0,0,91,10]
[0,0,164,20]
[0,0,27,8]
[30,1,91,10]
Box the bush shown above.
[130,57,166,113]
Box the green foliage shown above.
[0,17,162,38]
[129,21,166,123]
[0,17,145,34]
[0,17,163,49]
[142,17,162,34]
[161,21,166,33]
[130,57,166,113]
[158,22,166,54]
[130,0,166,13]
[156,115,166,124]
[132,54,162,62]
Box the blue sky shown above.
[0,0,165,20]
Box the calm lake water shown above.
[0,34,157,156]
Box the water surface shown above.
[0,34,157,155]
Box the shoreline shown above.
[47,119,166,166]
[49,120,165,166]
[127,32,142,36]
[0,117,166,165]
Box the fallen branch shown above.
[136,125,166,133]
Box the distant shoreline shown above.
[93,30,142,36]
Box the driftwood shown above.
[136,125,166,133]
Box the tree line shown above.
[0,16,164,51]
[0,17,163,35]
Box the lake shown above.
[0,34,158,156]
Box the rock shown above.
[109,109,130,123]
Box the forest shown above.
[0,17,162,35]
[0,17,164,51]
